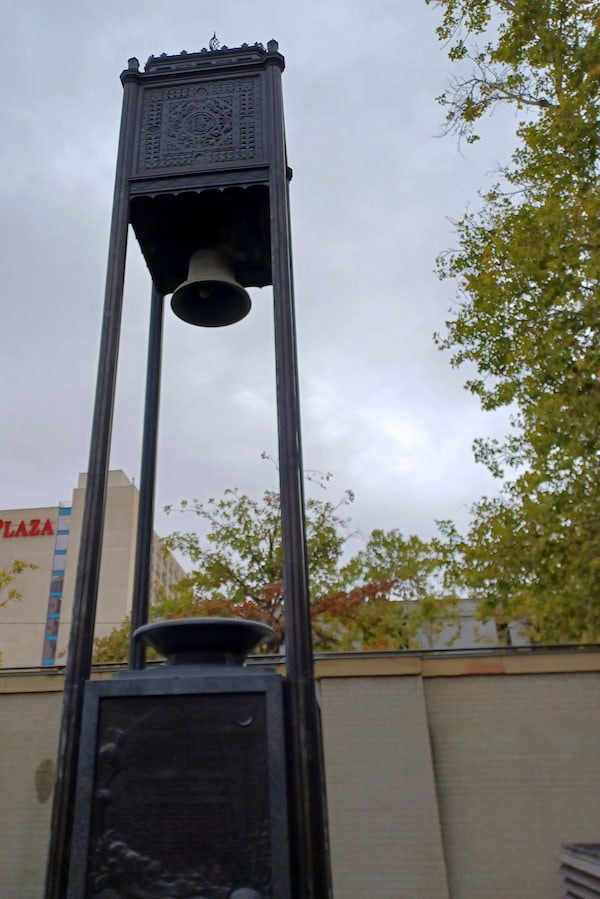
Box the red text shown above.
[0,519,55,538]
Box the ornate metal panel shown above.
[68,672,290,899]
[88,694,270,897]
[136,77,262,175]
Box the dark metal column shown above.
[265,42,333,899]
[129,284,164,670]
[43,58,140,899]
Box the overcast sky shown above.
[0,0,518,551]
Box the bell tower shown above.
[127,44,277,319]
[44,41,332,899]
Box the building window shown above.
[55,533,69,552]
[49,598,61,617]
[50,574,64,594]
[42,507,71,666]
[45,618,59,638]
[58,507,71,530]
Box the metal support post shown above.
[129,284,164,670]
[43,58,140,899]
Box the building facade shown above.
[0,470,185,668]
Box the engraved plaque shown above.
[138,78,262,174]
[85,693,271,898]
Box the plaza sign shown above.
[0,519,55,538]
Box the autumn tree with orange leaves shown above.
[93,485,460,663]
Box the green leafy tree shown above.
[0,560,38,664]
[428,0,600,640]
[93,614,134,664]
[337,528,461,650]
[0,560,36,606]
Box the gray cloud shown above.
[1,0,515,548]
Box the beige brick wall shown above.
[0,682,62,899]
[0,652,599,898]
[425,671,600,899]
[320,675,450,898]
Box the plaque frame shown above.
[67,668,291,899]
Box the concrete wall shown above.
[1,650,599,898]
[0,677,63,897]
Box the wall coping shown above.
[1,647,599,693]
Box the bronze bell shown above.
[171,249,251,327]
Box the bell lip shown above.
[134,617,275,662]
[170,280,252,328]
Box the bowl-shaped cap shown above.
[134,617,275,666]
